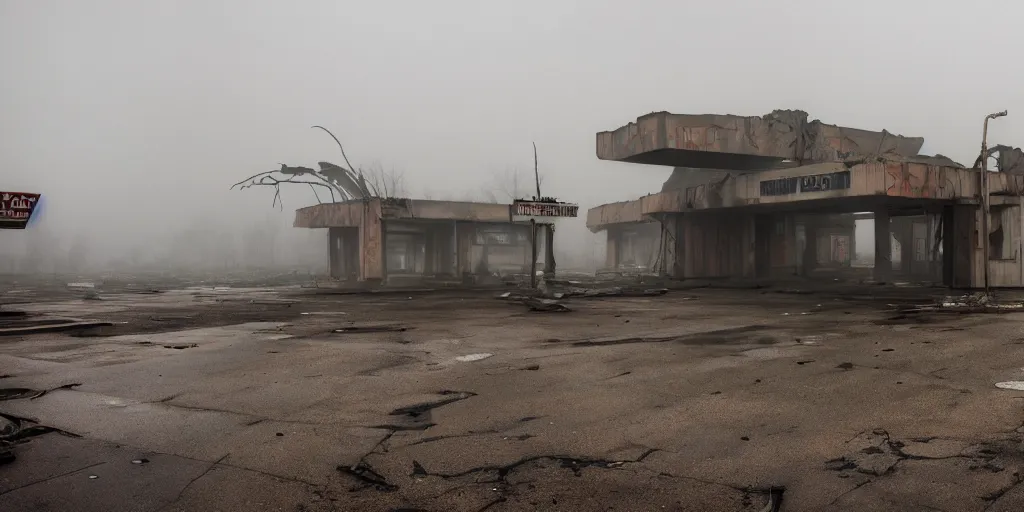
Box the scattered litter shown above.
[88,475,98,479]
[131,458,149,465]
[759,487,785,512]
[455,353,493,362]
[334,325,409,333]
[522,298,571,313]
[995,381,1024,391]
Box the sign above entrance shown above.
[760,171,851,197]
[512,200,579,217]
[0,192,41,229]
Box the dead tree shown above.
[230,126,377,209]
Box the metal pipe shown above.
[981,110,1008,294]
[529,219,537,288]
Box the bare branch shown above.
[312,125,358,177]
[230,170,280,190]
[308,183,323,204]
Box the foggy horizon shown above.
[3,0,1023,274]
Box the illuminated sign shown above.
[0,192,41,229]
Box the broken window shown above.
[989,205,1019,260]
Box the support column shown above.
[328,228,342,279]
[424,229,435,275]
[897,217,914,276]
[606,228,618,269]
[544,224,556,276]
[802,219,817,276]
[874,211,892,282]
[452,221,459,276]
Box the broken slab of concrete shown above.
[596,109,924,170]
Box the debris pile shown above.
[888,293,1024,316]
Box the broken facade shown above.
[294,198,555,284]
[588,110,1024,287]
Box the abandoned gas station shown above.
[294,197,577,284]
[587,110,1024,288]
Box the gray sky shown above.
[3,0,1023,262]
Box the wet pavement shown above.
[2,284,1024,511]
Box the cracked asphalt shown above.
[2,284,1024,511]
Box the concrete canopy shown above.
[596,110,925,170]
[293,199,515,229]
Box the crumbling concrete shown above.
[596,109,927,170]
[991,145,1024,174]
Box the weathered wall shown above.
[948,201,1024,288]
[988,200,1023,287]
[661,168,732,193]
[397,200,512,223]
[610,161,985,215]
[296,199,515,228]
[294,201,364,228]
[586,199,645,232]
[360,200,384,280]
[677,212,755,279]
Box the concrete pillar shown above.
[544,224,556,275]
[328,228,342,279]
[424,229,435,275]
[452,221,460,276]
[895,217,913,275]
[802,220,817,276]
[874,211,892,282]
[606,229,618,269]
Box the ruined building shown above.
[587,110,1024,287]
[293,198,559,285]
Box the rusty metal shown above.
[981,110,1008,294]
[529,219,537,288]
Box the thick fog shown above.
[3,0,1023,275]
